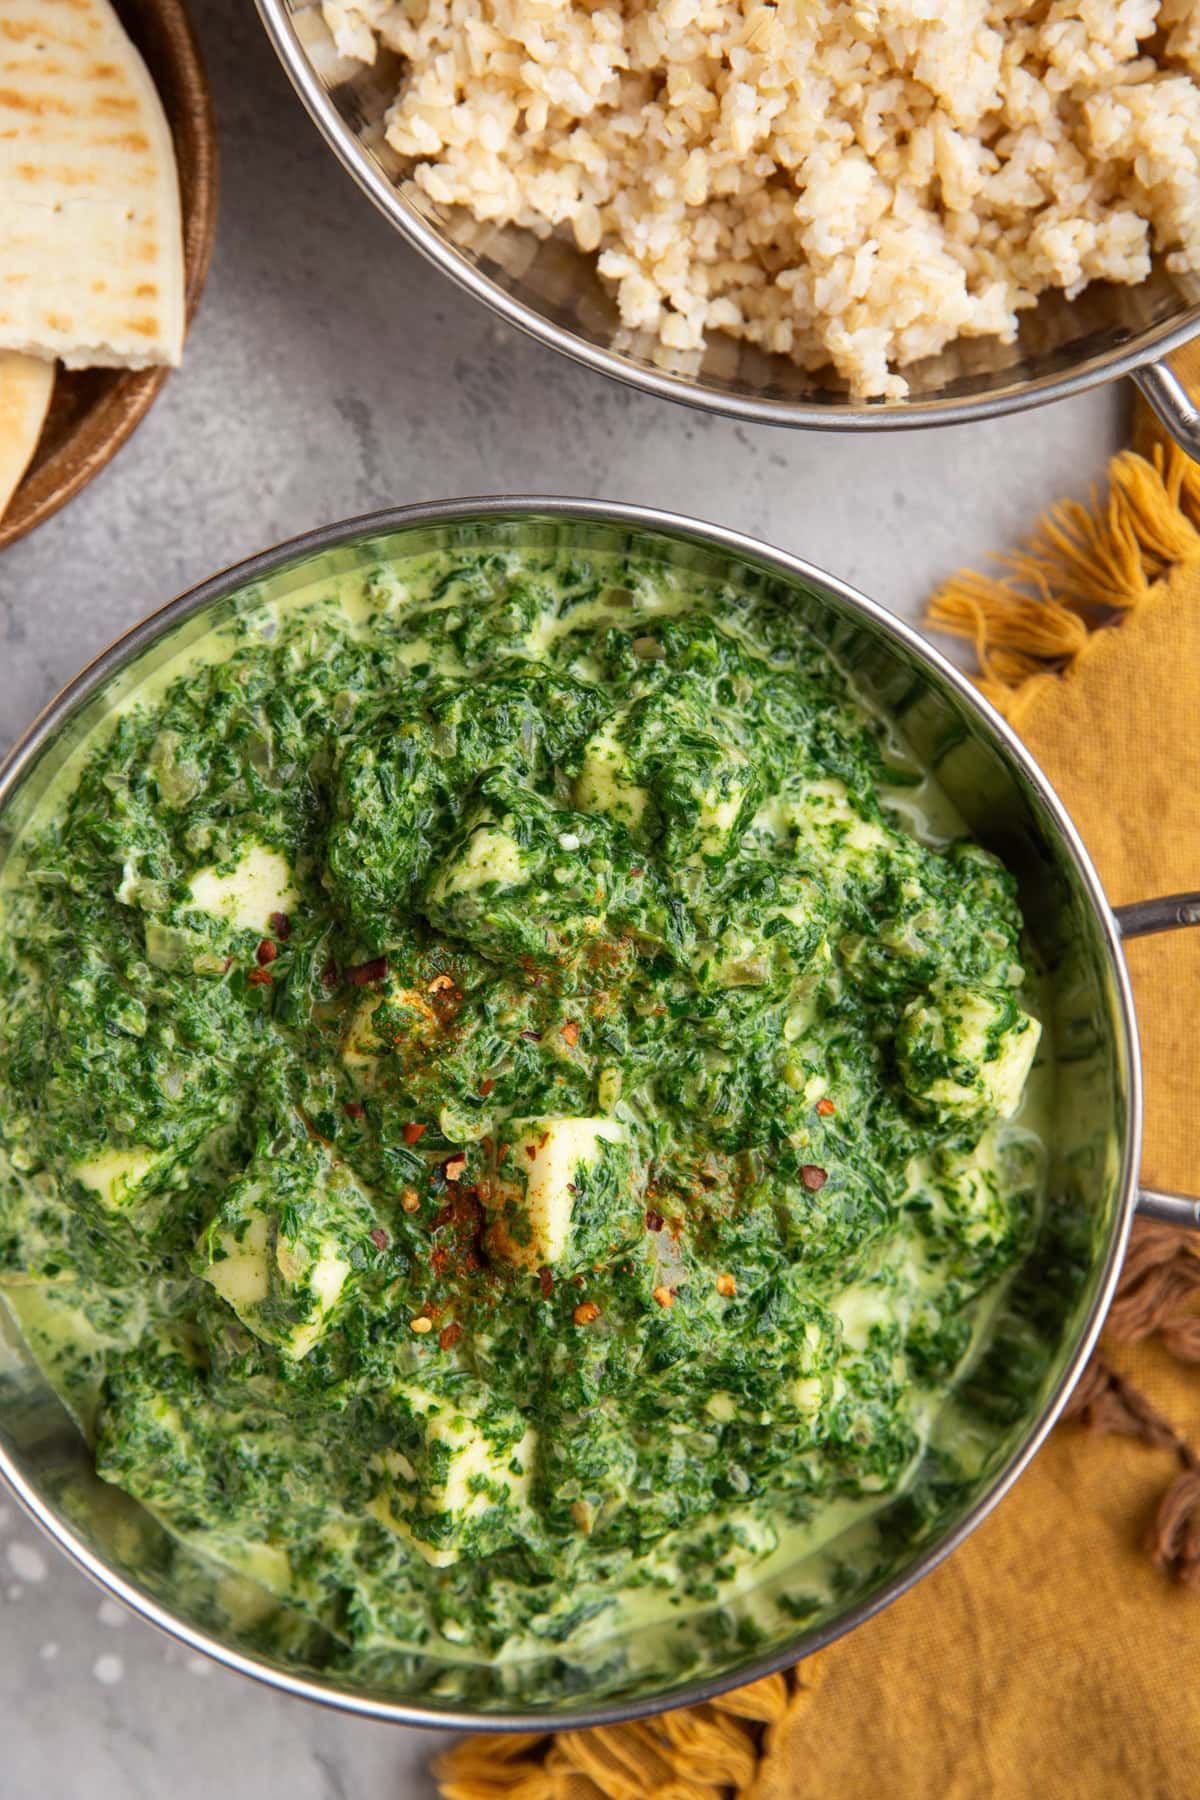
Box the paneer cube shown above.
[897,981,1040,1123]
[695,770,751,858]
[420,788,616,967]
[486,1117,634,1271]
[784,779,895,873]
[367,1383,535,1567]
[909,1129,1042,1285]
[341,977,438,1081]
[72,1144,171,1212]
[185,843,297,936]
[574,716,648,827]
[197,1141,374,1358]
[426,824,527,904]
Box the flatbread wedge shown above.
[0,0,185,368]
[0,351,54,521]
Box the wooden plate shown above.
[0,0,219,552]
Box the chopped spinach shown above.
[0,546,1046,1660]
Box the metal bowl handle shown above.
[1114,892,1200,939]
[1132,362,1200,462]
[1135,1189,1200,1229]
[1113,892,1200,1229]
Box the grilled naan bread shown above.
[0,0,184,368]
[0,352,54,521]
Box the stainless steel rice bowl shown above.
[257,0,1200,452]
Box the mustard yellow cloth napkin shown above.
[437,392,1200,1800]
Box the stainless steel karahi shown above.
[0,498,1198,1731]
[256,0,1200,453]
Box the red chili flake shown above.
[629,867,644,878]
[247,967,274,987]
[560,1020,581,1047]
[403,1122,427,1145]
[346,957,389,987]
[269,911,292,940]
[256,938,277,966]
[439,1321,463,1351]
[222,956,235,974]
[816,1098,836,1117]
[644,1208,664,1233]
[538,1267,554,1299]
[800,1164,828,1191]
[479,1078,495,1097]
[520,1028,542,1043]
[344,1101,365,1120]
[369,1227,389,1251]
[321,957,340,987]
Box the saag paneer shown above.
[0,547,1045,1659]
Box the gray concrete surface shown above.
[0,1,1132,1795]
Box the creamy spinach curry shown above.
[0,545,1047,1663]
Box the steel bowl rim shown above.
[0,495,1141,1730]
[255,0,1199,433]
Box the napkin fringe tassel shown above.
[927,444,1200,723]
[1070,1221,1200,1589]
[434,1666,818,1800]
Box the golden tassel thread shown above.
[927,444,1200,719]
[433,1663,822,1800]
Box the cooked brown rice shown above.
[323,0,1200,398]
